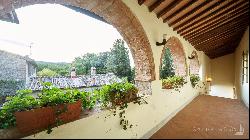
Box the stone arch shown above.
[160,37,187,77]
[189,51,200,75]
[0,0,156,94]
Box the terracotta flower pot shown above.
[55,100,82,123]
[162,83,173,89]
[14,106,55,134]
[15,100,82,134]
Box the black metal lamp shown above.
[188,51,196,59]
[156,34,167,46]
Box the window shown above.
[242,51,249,84]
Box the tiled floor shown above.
[151,95,249,139]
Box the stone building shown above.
[0,50,37,86]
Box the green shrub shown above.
[38,82,75,107]
[37,68,59,77]
[97,82,138,108]
[0,82,139,130]
[0,89,40,129]
[70,89,97,110]
[190,74,200,88]
[162,75,187,89]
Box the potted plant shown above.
[190,74,200,88]
[96,82,143,130]
[0,89,40,131]
[162,75,187,89]
[1,82,83,134]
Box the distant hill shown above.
[36,61,71,76]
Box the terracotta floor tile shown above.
[151,95,249,139]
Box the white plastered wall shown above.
[234,27,249,107]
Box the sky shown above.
[0,4,134,67]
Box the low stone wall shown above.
[28,73,124,91]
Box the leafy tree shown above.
[73,57,85,75]
[130,67,135,83]
[96,52,111,74]
[37,68,59,77]
[106,39,132,82]
[73,53,98,75]
[160,48,175,79]
[36,61,70,76]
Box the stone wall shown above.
[27,62,36,77]
[0,50,27,81]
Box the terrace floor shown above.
[151,95,249,139]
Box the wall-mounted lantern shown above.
[156,34,168,46]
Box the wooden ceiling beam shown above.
[184,9,249,39]
[195,37,241,51]
[168,0,212,26]
[185,13,249,40]
[204,40,240,54]
[204,40,240,53]
[191,28,245,46]
[177,0,248,34]
[183,5,249,38]
[148,0,165,12]
[207,44,238,52]
[190,23,248,45]
[203,37,243,58]
[195,32,243,51]
[187,9,249,43]
[190,22,249,45]
[203,46,236,56]
[196,32,243,49]
[163,0,197,23]
[157,0,182,18]
[187,20,249,43]
[173,0,226,31]
[192,28,245,46]
[207,48,236,59]
[138,0,146,6]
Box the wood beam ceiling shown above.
[185,13,249,40]
[157,0,182,18]
[177,0,248,34]
[148,0,164,12]
[138,0,249,59]
[163,0,197,23]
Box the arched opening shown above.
[160,37,188,89]
[160,36,187,78]
[0,0,156,94]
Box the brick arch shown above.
[160,37,187,77]
[0,0,155,82]
[189,51,200,75]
